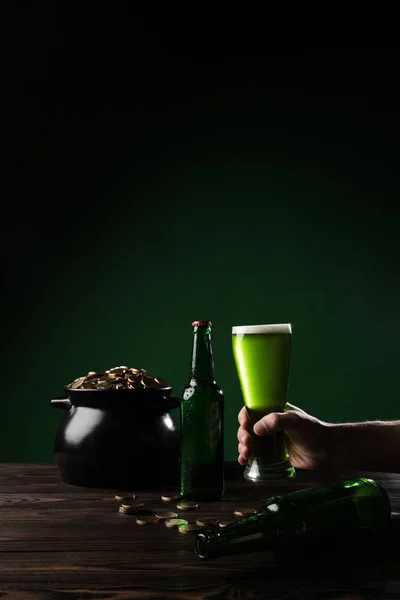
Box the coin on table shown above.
[176,501,199,511]
[178,523,204,534]
[233,508,257,517]
[165,518,188,528]
[119,505,143,515]
[115,492,136,502]
[136,516,160,525]
[120,502,144,510]
[161,492,181,502]
[196,517,220,527]
[155,511,179,520]
[219,520,236,527]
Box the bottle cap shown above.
[192,320,212,327]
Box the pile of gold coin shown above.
[67,366,170,391]
[113,491,257,534]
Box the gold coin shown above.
[178,523,204,534]
[233,508,257,517]
[115,492,136,502]
[219,520,235,527]
[165,518,188,528]
[120,502,143,510]
[176,501,199,511]
[155,511,178,520]
[82,381,95,388]
[97,381,112,390]
[196,517,219,527]
[136,516,159,525]
[119,505,141,515]
[142,375,158,389]
[161,492,181,502]
[70,376,86,389]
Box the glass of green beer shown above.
[232,323,296,483]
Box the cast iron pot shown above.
[51,385,180,490]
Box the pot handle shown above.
[165,396,181,409]
[51,396,72,410]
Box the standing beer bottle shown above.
[195,477,391,559]
[180,320,224,501]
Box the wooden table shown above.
[1,463,400,599]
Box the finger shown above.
[238,442,251,460]
[237,427,251,445]
[238,442,249,454]
[253,409,300,436]
[238,406,250,427]
[238,454,247,465]
[237,426,245,442]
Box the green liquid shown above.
[232,333,291,410]
[232,330,294,482]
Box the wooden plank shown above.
[0,463,399,596]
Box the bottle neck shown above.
[195,513,275,559]
[191,326,215,382]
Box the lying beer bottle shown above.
[195,477,391,559]
[180,320,225,501]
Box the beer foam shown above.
[232,323,292,335]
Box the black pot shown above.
[51,386,181,490]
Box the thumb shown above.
[253,409,300,436]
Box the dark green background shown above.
[1,9,399,462]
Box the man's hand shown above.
[237,403,331,470]
[238,404,400,473]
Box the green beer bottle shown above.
[180,320,224,501]
[195,477,391,559]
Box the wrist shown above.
[321,422,349,471]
